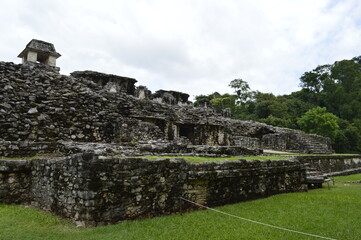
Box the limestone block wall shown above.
[0,159,31,204]
[29,153,94,224]
[293,155,361,174]
[0,140,57,157]
[0,62,164,145]
[231,136,261,150]
[0,153,306,226]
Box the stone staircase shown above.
[261,132,334,154]
[305,164,332,189]
[295,134,334,154]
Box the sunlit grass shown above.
[333,174,361,182]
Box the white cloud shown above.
[1,0,361,99]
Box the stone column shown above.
[46,56,57,66]
[27,51,37,63]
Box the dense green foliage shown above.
[1,183,360,239]
[297,107,340,139]
[195,56,361,153]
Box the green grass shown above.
[132,155,290,163]
[1,183,360,240]
[333,173,361,182]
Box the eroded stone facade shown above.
[0,153,306,226]
[0,61,333,157]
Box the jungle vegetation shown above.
[195,56,361,153]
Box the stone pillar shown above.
[27,51,37,63]
[173,125,179,139]
[135,86,151,99]
[46,56,57,67]
[137,88,147,99]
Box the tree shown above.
[331,60,361,93]
[297,107,340,140]
[229,79,253,104]
[333,130,349,153]
[299,64,331,94]
[210,94,237,113]
[260,115,293,129]
[193,56,361,153]
[299,58,361,122]
[194,92,221,107]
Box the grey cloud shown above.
[1,0,361,98]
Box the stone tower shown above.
[17,39,61,67]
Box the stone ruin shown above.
[0,40,342,226]
[1,40,335,156]
[17,39,61,68]
[0,57,334,157]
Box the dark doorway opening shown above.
[179,124,195,143]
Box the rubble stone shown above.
[0,61,334,157]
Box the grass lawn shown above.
[333,174,361,182]
[1,183,360,240]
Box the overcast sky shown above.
[1,0,361,99]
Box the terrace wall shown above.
[293,155,361,175]
[0,153,306,226]
[0,140,57,157]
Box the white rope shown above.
[179,197,337,240]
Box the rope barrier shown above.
[179,197,337,240]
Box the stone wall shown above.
[0,61,163,144]
[0,159,31,204]
[0,153,306,226]
[293,155,361,174]
[0,61,334,155]
[70,71,137,95]
[30,153,94,224]
[231,136,261,150]
[0,140,58,157]
[150,90,190,106]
